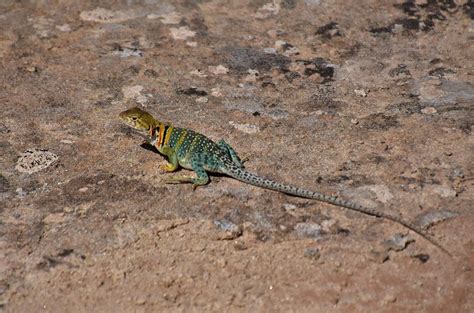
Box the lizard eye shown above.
[132,117,138,121]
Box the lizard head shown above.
[119,107,158,132]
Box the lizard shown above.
[119,106,452,256]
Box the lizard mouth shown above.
[119,124,149,141]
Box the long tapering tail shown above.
[224,165,452,256]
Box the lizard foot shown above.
[160,163,178,172]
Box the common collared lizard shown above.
[119,107,451,256]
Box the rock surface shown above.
[1,0,473,312]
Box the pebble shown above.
[210,87,222,97]
[383,233,414,251]
[229,121,260,134]
[294,222,322,239]
[354,89,368,97]
[421,106,437,114]
[170,26,196,40]
[56,24,71,32]
[214,219,242,239]
[208,65,229,75]
[303,247,320,260]
[263,47,277,54]
[195,96,208,103]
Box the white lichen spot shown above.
[113,48,143,58]
[80,8,137,23]
[15,149,59,174]
[122,85,148,105]
[244,69,259,83]
[170,26,196,40]
[229,121,260,134]
[354,89,368,97]
[263,47,277,54]
[56,24,71,32]
[211,87,223,97]
[255,1,280,19]
[146,13,161,19]
[421,106,437,114]
[195,97,208,103]
[208,65,229,75]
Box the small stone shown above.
[283,203,297,211]
[354,89,367,97]
[321,219,338,233]
[169,26,196,40]
[421,106,437,114]
[60,139,74,144]
[294,222,322,239]
[214,219,242,239]
[135,296,147,305]
[412,254,430,263]
[56,24,71,32]
[26,66,38,73]
[195,96,208,103]
[229,121,260,134]
[383,233,414,252]
[210,88,222,97]
[350,118,359,125]
[303,247,320,260]
[78,187,88,193]
[263,47,277,54]
[382,294,397,304]
[186,41,197,47]
[16,187,27,197]
[208,65,229,75]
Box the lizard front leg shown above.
[163,160,209,190]
[159,147,179,172]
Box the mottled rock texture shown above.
[1,0,473,312]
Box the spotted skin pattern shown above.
[119,107,452,256]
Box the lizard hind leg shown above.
[163,161,210,190]
[217,139,246,168]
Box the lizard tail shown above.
[223,166,452,257]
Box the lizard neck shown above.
[151,122,173,148]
